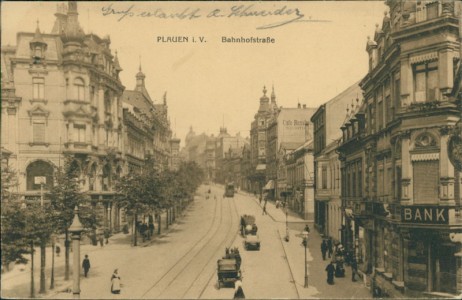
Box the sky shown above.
[2,1,387,145]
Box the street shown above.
[2,184,371,299]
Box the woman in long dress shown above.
[111,269,121,294]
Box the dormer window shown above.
[34,46,42,59]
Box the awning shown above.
[263,180,274,190]
[256,164,266,171]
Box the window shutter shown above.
[413,160,439,203]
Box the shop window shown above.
[414,61,438,102]
[33,78,45,100]
[413,160,439,203]
[432,244,457,294]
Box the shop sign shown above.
[401,206,448,224]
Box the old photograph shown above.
[1,1,462,299]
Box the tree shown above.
[115,171,154,246]
[47,157,99,281]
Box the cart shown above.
[217,258,240,289]
[240,215,257,236]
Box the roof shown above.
[121,90,153,116]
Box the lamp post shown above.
[68,206,84,299]
[302,230,309,288]
[284,194,289,242]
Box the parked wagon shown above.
[240,215,257,236]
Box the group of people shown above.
[136,221,155,242]
[324,241,359,285]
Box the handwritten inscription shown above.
[101,3,330,30]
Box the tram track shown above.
[140,187,239,299]
[196,194,240,299]
[182,196,239,299]
[139,193,221,298]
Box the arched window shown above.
[102,164,111,191]
[88,163,97,191]
[74,78,85,101]
[26,160,54,191]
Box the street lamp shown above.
[68,206,84,299]
[302,230,309,288]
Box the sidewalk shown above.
[248,194,372,299]
[1,204,194,299]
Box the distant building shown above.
[249,86,278,195]
[284,140,315,220]
[311,82,362,238]
[267,104,317,200]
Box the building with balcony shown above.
[121,67,173,173]
[337,1,462,297]
[311,82,362,238]
[1,1,126,231]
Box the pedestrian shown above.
[111,269,121,294]
[104,228,110,244]
[140,223,147,242]
[335,261,345,277]
[55,244,61,257]
[327,238,333,258]
[325,262,335,285]
[304,224,310,233]
[259,194,262,204]
[233,273,245,299]
[99,235,104,247]
[149,222,155,238]
[351,258,358,282]
[321,240,328,261]
[82,254,91,277]
[262,202,267,215]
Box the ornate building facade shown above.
[1,2,126,230]
[337,1,462,297]
[249,86,278,195]
[121,66,172,173]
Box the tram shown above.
[225,182,235,197]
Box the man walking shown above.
[262,201,267,215]
[82,254,91,277]
[327,238,333,258]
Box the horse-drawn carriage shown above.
[240,215,258,236]
[217,247,241,289]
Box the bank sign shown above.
[401,206,449,224]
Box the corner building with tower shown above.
[336,1,462,297]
